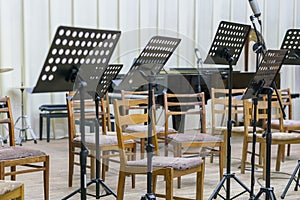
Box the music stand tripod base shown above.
[281,159,300,199]
[205,21,251,200]
[31,26,121,200]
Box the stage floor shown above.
[14,136,300,199]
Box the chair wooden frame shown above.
[66,92,136,187]
[270,88,300,158]
[113,98,205,200]
[0,96,49,200]
[210,88,264,164]
[241,99,300,179]
[121,90,176,159]
[164,92,224,183]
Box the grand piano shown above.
[112,68,281,131]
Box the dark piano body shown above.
[113,68,280,131]
[155,68,280,104]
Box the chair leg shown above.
[44,155,50,200]
[219,143,224,180]
[287,144,291,157]
[165,168,174,200]
[240,139,248,174]
[0,164,4,179]
[152,174,157,194]
[117,170,126,200]
[276,144,283,172]
[90,151,95,179]
[68,149,75,187]
[196,162,205,200]
[140,139,145,159]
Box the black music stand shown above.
[204,21,251,200]
[66,64,123,200]
[118,36,181,200]
[242,49,288,200]
[280,29,300,199]
[30,25,121,200]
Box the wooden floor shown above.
[12,136,300,199]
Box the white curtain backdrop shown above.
[0,0,299,139]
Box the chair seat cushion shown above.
[0,146,45,160]
[126,125,177,133]
[127,156,203,170]
[74,134,134,146]
[272,119,300,128]
[213,126,264,134]
[167,133,222,143]
[249,132,300,141]
[0,180,23,196]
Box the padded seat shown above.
[73,135,134,146]
[0,146,46,160]
[127,156,203,170]
[249,132,300,140]
[271,119,300,128]
[125,125,176,133]
[168,133,223,143]
[0,180,24,200]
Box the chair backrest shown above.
[243,98,283,134]
[164,92,206,133]
[271,88,292,120]
[211,88,245,132]
[0,96,15,146]
[66,92,111,141]
[120,89,156,111]
[113,98,158,165]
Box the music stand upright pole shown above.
[30,26,121,200]
[205,21,252,200]
[117,36,181,200]
[280,28,300,199]
[242,49,288,200]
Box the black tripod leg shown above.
[294,165,300,191]
[208,176,227,200]
[281,160,300,199]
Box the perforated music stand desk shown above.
[280,29,300,65]
[117,35,181,200]
[204,21,250,65]
[30,26,121,200]
[30,26,120,95]
[242,49,288,200]
[94,64,122,98]
[117,36,180,91]
[242,49,288,100]
[205,21,251,200]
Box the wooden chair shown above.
[66,92,136,187]
[0,180,24,200]
[241,99,300,179]
[113,98,205,200]
[270,88,300,158]
[121,90,176,159]
[210,88,264,163]
[0,96,49,200]
[164,92,224,185]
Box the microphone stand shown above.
[195,48,203,93]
